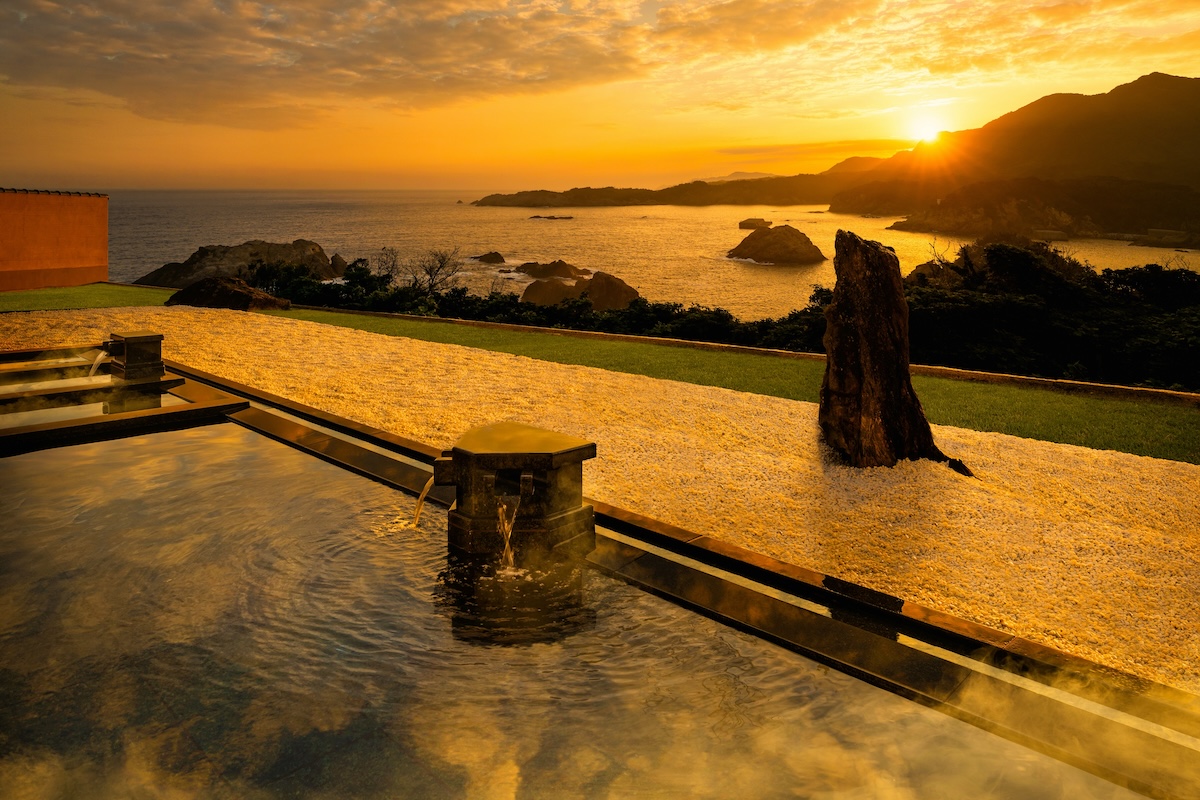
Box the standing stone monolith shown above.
[819,230,969,474]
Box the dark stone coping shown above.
[7,346,1200,796]
[589,499,1200,722]
[0,375,247,458]
[164,356,1200,734]
[450,421,596,470]
[588,535,1200,799]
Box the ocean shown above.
[108,189,1197,321]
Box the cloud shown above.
[0,0,650,128]
[717,139,915,158]
[0,0,1197,130]
[871,0,1200,80]
[653,0,883,51]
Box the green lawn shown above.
[4,285,1197,463]
[0,283,173,312]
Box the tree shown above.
[343,257,391,294]
[372,246,401,284]
[404,247,463,296]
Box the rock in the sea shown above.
[519,271,640,312]
[819,230,967,473]
[472,251,506,264]
[727,225,826,265]
[583,271,640,312]
[521,278,581,307]
[164,277,291,311]
[135,239,336,289]
[514,260,593,280]
[739,217,772,229]
[330,253,349,276]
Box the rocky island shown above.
[727,225,826,265]
[509,261,640,311]
[135,239,345,289]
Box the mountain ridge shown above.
[474,72,1200,240]
[852,72,1200,191]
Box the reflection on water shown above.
[0,424,1139,798]
[435,555,594,646]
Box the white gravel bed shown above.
[4,307,1200,694]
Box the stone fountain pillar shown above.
[433,421,597,564]
[103,330,168,414]
[106,331,165,382]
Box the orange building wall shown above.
[0,189,108,292]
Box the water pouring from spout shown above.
[88,349,110,378]
[413,475,436,525]
[497,497,520,570]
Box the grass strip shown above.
[2,287,1196,463]
[0,283,173,312]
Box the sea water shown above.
[108,189,1196,321]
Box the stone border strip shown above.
[589,501,1200,733]
[289,304,1200,408]
[587,529,1200,800]
[97,283,1200,407]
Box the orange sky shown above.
[2,0,1198,192]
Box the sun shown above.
[910,117,944,143]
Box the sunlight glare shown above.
[911,117,944,143]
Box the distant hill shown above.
[884,177,1200,245]
[821,156,886,175]
[473,174,863,207]
[694,171,782,183]
[476,72,1200,232]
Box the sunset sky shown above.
[2,0,1198,192]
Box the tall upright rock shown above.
[819,230,968,473]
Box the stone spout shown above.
[433,421,597,564]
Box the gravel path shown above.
[4,307,1200,694]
